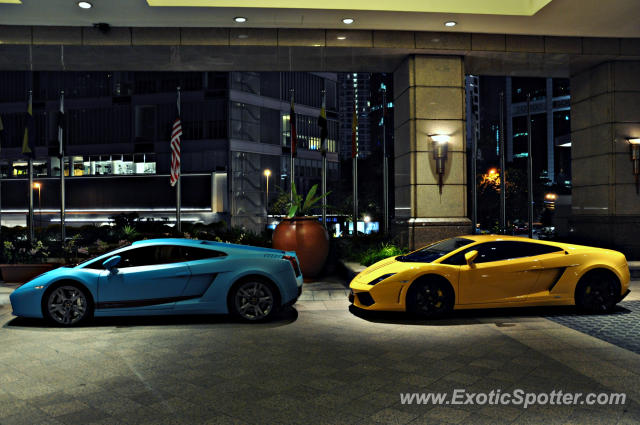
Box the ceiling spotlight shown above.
[77,1,92,8]
[342,18,354,24]
[336,36,347,40]
[444,21,457,27]
[237,34,249,39]
[234,17,247,23]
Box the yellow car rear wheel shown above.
[406,277,454,318]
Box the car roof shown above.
[130,238,286,254]
[455,234,563,245]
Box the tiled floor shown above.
[0,279,638,424]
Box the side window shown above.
[515,242,564,257]
[442,241,563,266]
[154,245,187,264]
[118,246,158,268]
[182,247,226,261]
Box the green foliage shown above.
[286,182,330,218]
[359,243,409,266]
[122,225,139,242]
[2,240,49,264]
[336,233,409,266]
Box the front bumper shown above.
[349,279,407,312]
[9,286,45,319]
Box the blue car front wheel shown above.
[44,284,92,326]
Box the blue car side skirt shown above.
[96,295,200,310]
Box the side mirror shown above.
[102,255,121,273]
[464,250,479,266]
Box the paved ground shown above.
[0,279,639,425]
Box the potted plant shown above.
[272,183,330,281]
[0,240,57,283]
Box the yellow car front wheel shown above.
[575,271,620,314]
[406,278,454,318]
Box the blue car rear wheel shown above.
[231,279,279,321]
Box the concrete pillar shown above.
[570,61,640,256]
[393,55,471,249]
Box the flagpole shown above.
[27,89,34,244]
[352,102,358,238]
[289,89,295,202]
[381,87,389,236]
[527,93,534,239]
[176,86,182,233]
[499,91,507,234]
[320,90,327,229]
[59,90,66,245]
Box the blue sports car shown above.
[10,238,303,326]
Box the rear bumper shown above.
[618,289,630,303]
[283,285,302,308]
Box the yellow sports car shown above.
[349,235,630,316]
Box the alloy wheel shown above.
[47,286,88,325]
[234,281,275,321]
[581,280,616,313]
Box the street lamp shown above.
[263,169,271,214]
[33,182,41,233]
[628,138,640,194]
[430,134,450,194]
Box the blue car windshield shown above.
[397,237,474,263]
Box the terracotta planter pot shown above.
[0,264,57,284]
[273,217,329,281]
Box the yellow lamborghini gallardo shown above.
[349,235,630,316]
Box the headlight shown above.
[368,273,396,285]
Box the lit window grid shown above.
[282,113,338,153]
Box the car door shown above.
[179,246,228,298]
[97,245,191,310]
[457,242,544,305]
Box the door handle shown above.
[174,272,190,277]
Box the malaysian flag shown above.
[169,95,182,187]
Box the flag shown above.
[57,92,65,157]
[169,97,182,187]
[290,95,297,157]
[351,101,358,159]
[318,92,328,154]
[22,92,35,158]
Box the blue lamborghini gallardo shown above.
[9,239,303,325]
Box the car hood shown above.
[354,256,407,283]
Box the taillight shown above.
[283,255,301,277]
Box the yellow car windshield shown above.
[397,237,474,263]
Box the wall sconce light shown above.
[430,134,450,194]
[629,138,640,194]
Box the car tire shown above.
[42,283,93,326]
[575,271,619,314]
[229,277,280,322]
[406,278,455,318]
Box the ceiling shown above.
[0,0,639,38]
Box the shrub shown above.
[359,243,409,266]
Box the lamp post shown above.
[629,138,640,194]
[263,169,271,215]
[33,182,41,235]
[430,134,450,194]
